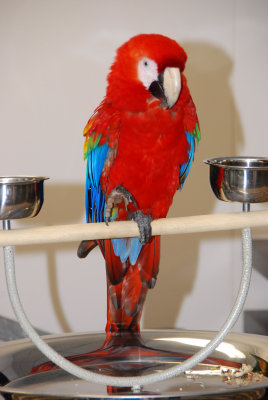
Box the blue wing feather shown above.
[179,131,195,189]
[85,131,144,263]
[85,143,109,223]
[179,120,201,190]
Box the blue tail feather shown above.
[129,237,143,265]
[112,238,129,262]
[111,237,143,265]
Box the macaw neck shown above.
[106,79,150,113]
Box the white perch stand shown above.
[0,209,260,387]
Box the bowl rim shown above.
[204,156,268,170]
[0,176,49,184]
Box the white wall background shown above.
[0,0,267,335]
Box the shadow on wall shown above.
[142,41,244,329]
[15,183,86,332]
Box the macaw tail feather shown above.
[105,236,161,332]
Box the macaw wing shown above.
[179,96,200,189]
[83,100,120,223]
[83,101,146,272]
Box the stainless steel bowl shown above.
[0,176,48,220]
[204,157,268,203]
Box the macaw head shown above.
[106,34,188,112]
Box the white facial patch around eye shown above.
[138,57,158,89]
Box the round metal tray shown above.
[0,330,267,399]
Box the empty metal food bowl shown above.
[0,176,48,220]
[204,157,268,203]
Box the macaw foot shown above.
[105,185,137,224]
[130,210,152,244]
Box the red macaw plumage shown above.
[78,33,200,334]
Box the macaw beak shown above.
[148,67,181,109]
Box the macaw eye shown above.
[138,57,158,89]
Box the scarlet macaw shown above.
[78,33,200,334]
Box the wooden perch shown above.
[0,210,267,247]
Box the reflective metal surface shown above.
[0,176,48,220]
[204,157,268,203]
[0,330,267,399]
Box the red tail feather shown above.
[122,264,147,317]
[137,236,160,288]
[105,236,161,332]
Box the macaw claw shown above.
[105,185,137,225]
[130,210,152,244]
